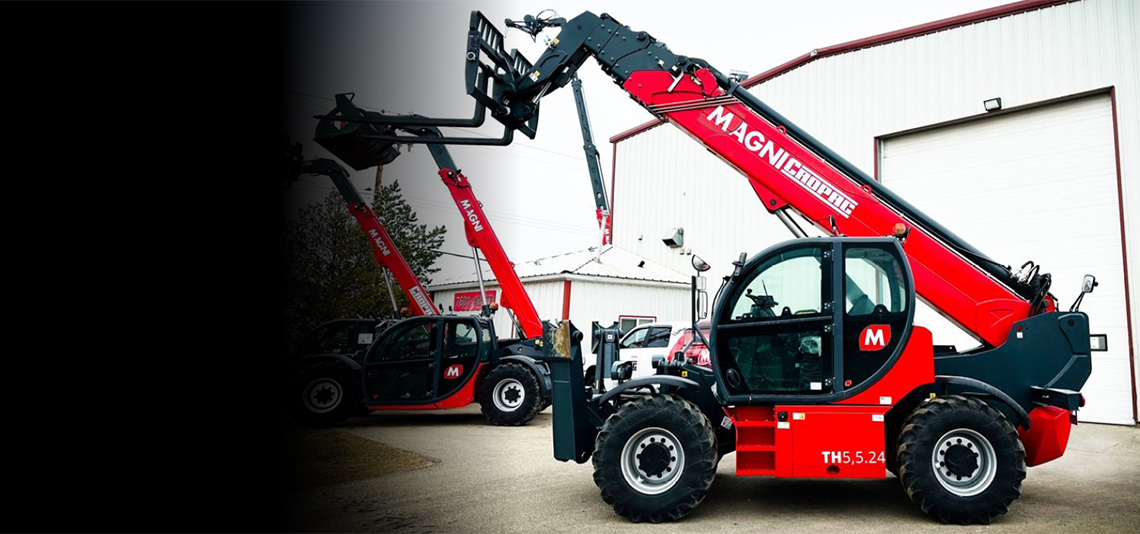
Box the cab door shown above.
[364,317,441,403]
[364,317,487,405]
[713,243,836,400]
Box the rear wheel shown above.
[896,395,1026,524]
[478,362,542,426]
[288,362,361,428]
[592,395,717,523]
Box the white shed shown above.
[429,246,693,338]
[608,0,1138,423]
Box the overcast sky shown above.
[283,0,1012,285]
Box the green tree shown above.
[282,180,445,347]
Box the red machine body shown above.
[1018,405,1073,467]
[439,168,544,339]
[732,327,936,478]
[346,201,439,316]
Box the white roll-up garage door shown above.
[879,94,1134,425]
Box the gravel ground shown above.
[286,426,433,489]
[285,406,1140,533]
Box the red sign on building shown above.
[454,290,496,311]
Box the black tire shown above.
[592,395,717,523]
[287,361,361,428]
[896,395,1026,524]
[478,362,543,426]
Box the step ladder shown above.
[734,406,777,476]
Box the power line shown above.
[295,93,331,115]
[402,202,596,237]
[435,250,489,262]
[403,195,596,233]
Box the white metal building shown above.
[607,0,1138,424]
[429,246,691,338]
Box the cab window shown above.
[845,247,906,315]
[298,323,353,354]
[842,244,909,389]
[716,245,831,397]
[727,248,824,322]
[443,321,479,360]
[373,321,437,362]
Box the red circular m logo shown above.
[859,325,892,351]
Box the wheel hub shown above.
[303,378,342,414]
[932,428,997,497]
[313,385,335,405]
[943,444,980,478]
[492,378,524,412]
[620,427,684,495]
[636,441,672,478]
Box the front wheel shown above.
[592,395,717,523]
[896,395,1027,524]
[478,362,542,426]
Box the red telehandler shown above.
[286,139,440,318]
[311,10,1098,524]
[284,130,558,427]
[285,140,439,371]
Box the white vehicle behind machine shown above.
[591,321,711,391]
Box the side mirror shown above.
[1082,275,1098,294]
[692,255,710,272]
[1070,274,1099,312]
[697,291,708,320]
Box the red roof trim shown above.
[609,0,1077,144]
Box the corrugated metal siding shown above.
[568,280,691,329]
[615,0,1138,419]
[611,124,814,283]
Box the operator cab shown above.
[710,237,914,403]
[362,316,492,404]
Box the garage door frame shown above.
[871,86,1136,424]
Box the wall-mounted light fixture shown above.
[662,227,684,248]
[984,97,1002,112]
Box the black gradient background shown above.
[5,2,286,531]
